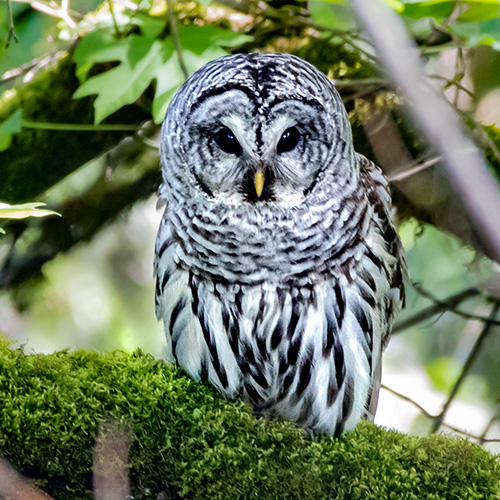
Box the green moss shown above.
[0,338,499,499]
[0,55,148,204]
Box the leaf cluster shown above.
[0,338,499,500]
[73,14,250,124]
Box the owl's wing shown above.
[154,217,199,368]
[356,154,407,418]
[154,216,241,393]
[358,153,407,327]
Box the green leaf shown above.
[426,357,460,392]
[0,202,61,219]
[73,25,249,124]
[457,3,500,22]
[401,1,456,20]
[308,0,348,4]
[0,110,22,152]
[307,1,358,30]
[452,18,500,50]
[74,35,178,124]
[73,29,118,82]
[133,12,167,39]
[402,0,500,20]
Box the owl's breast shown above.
[167,195,370,286]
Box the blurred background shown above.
[1,0,500,451]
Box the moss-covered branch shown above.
[0,338,499,500]
[0,53,149,204]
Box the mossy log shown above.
[0,338,499,500]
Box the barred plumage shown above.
[154,53,406,435]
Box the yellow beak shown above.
[254,170,265,198]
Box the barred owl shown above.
[154,53,406,435]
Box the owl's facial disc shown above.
[185,89,334,204]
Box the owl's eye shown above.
[277,127,301,154]
[214,127,242,156]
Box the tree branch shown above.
[430,301,500,433]
[392,287,482,334]
[352,0,500,263]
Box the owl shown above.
[154,53,406,436]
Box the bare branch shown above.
[352,0,500,263]
[430,301,500,433]
[381,384,434,419]
[381,385,500,443]
[392,287,481,334]
[387,157,441,183]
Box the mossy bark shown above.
[0,54,148,204]
[0,339,499,500]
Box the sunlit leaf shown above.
[308,0,348,4]
[74,35,178,124]
[73,25,249,124]
[309,0,358,30]
[73,29,118,81]
[0,202,61,219]
[426,357,461,392]
[0,110,22,152]
[452,18,500,50]
[401,0,456,20]
[457,3,500,22]
[402,0,500,20]
[385,0,405,11]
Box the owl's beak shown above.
[254,170,265,198]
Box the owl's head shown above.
[161,53,357,206]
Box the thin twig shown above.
[410,282,500,327]
[428,74,475,99]
[382,384,433,419]
[21,119,141,131]
[381,385,500,443]
[430,301,500,433]
[107,0,121,38]
[6,0,18,48]
[388,156,441,183]
[330,77,387,90]
[392,287,482,334]
[28,0,77,27]
[166,0,188,80]
[1,51,68,86]
[479,405,500,445]
[453,45,465,107]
